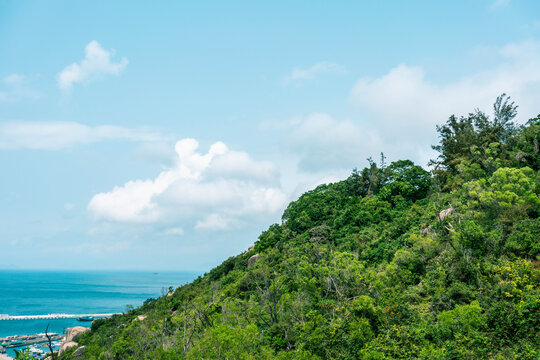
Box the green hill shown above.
[58,95,539,359]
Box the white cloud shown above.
[88,139,288,231]
[0,74,42,101]
[349,40,540,164]
[204,150,279,183]
[0,121,163,150]
[4,74,25,86]
[284,62,345,84]
[58,40,128,91]
[273,113,382,171]
[268,40,540,173]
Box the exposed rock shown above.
[72,345,86,357]
[135,315,147,321]
[247,253,260,268]
[167,291,174,297]
[248,245,255,252]
[438,207,454,221]
[58,341,77,356]
[420,226,430,236]
[66,326,89,342]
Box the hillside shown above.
[58,96,539,359]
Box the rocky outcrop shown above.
[248,245,255,252]
[247,253,260,268]
[58,341,78,356]
[438,207,454,221]
[66,326,89,342]
[72,345,86,357]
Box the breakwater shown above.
[0,313,119,321]
[0,333,62,348]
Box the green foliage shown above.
[14,348,37,360]
[431,94,520,190]
[186,324,273,359]
[60,97,540,359]
[513,116,540,170]
[379,160,431,203]
[256,223,283,252]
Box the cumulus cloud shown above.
[0,121,162,150]
[266,40,540,173]
[284,62,345,84]
[58,40,128,91]
[88,139,288,231]
[268,113,382,172]
[349,40,540,163]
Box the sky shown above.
[1,0,540,271]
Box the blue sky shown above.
[1,0,539,270]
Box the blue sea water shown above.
[0,270,199,357]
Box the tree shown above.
[430,94,519,190]
[378,160,431,202]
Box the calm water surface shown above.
[0,270,199,356]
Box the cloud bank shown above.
[277,113,382,172]
[348,40,540,164]
[88,139,288,231]
[58,41,128,91]
[0,121,162,150]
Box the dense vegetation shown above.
[54,95,538,359]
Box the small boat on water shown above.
[29,345,44,356]
[77,316,94,322]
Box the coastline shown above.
[1,325,87,359]
[0,270,198,339]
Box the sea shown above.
[0,270,199,357]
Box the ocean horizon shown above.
[0,269,199,356]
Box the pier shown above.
[0,313,119,321]
[0,333,62,348]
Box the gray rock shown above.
[58,341,77,356]
[66,326,89,342]
[438,207,454,221]
[248,253,260,268]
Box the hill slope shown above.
[59,97,539,359]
